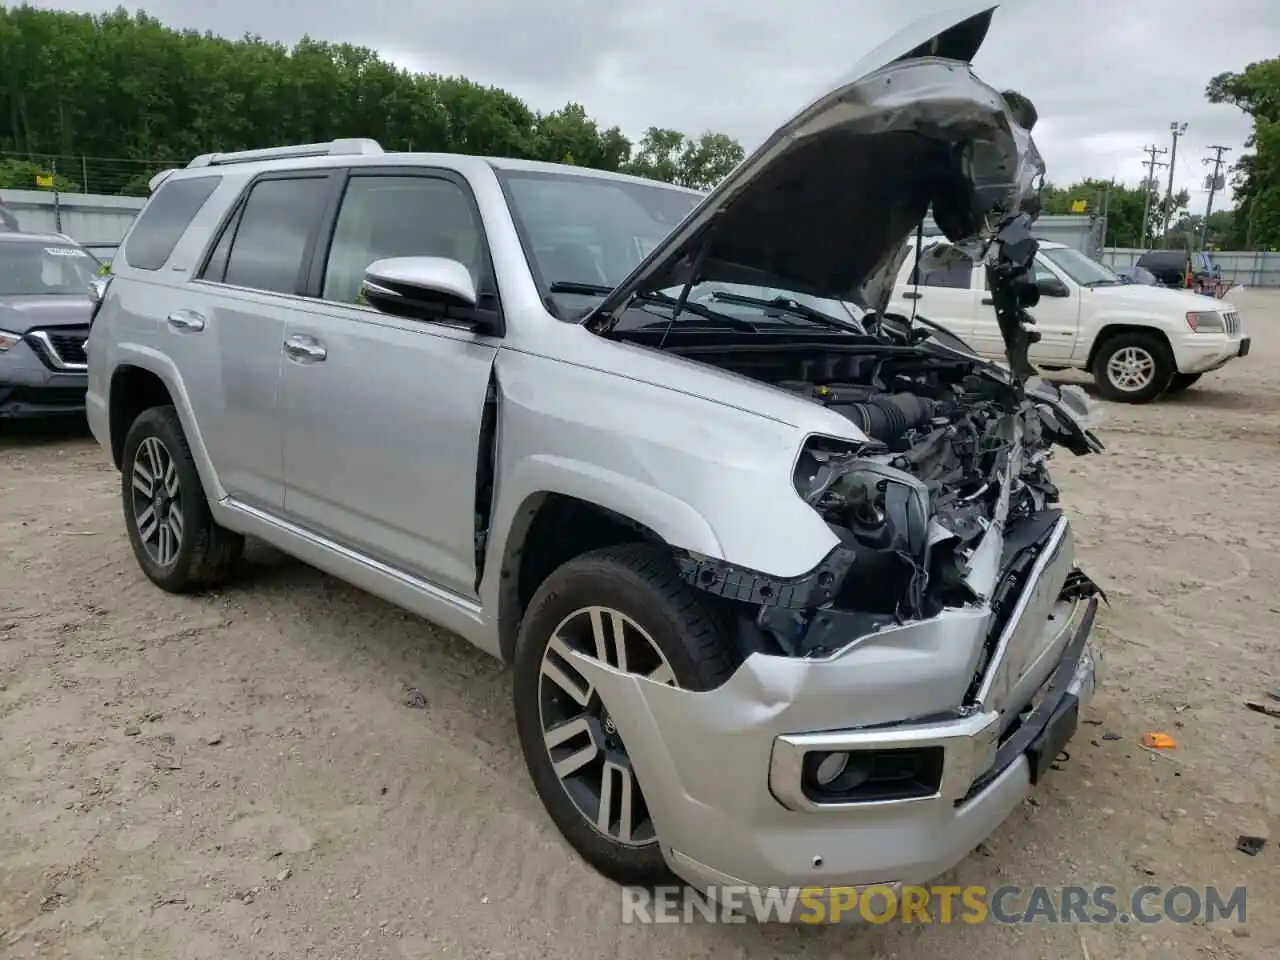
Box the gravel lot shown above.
[2,291,1277,959]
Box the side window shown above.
[123,175,221,271]
[981,257,1059,291]
[907,246,975,289]
[321,175,484,305]
[218,177,331,295]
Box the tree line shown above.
[1208,58,1280,249]
[0,4,745,194]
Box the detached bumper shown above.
[569,519,1101,894]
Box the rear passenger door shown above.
[276,168,501,599]
[887,242,982,347]
[182,171,343,511]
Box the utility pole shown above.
[1198,145,1231,251]
[1161,121,1188,246]
[1138,144,1169,250]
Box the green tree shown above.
[1206,57,1280,247]
[0,5,744,194]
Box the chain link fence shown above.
[0,151,172,197]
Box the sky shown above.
[32,0,1280,209]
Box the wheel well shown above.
[496,494,664,662]
[1087,324,1173,370]
[108,366,174,468]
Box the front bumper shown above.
[1173,332,1250,373]
[570,517,1101,894]
[0,336,87,418]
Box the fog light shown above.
[813,752,849,786]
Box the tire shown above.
[1165,372,1203,394]
[1091,331,1175,403]
[512,543,735,886]
[121,405,243,593]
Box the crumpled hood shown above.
[0,295,93,334]
[587,2,1044,331]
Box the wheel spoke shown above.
[163,458,179,497]
[646,663,675,686]
[541,636,593,707]
[132,465,154,497]
[588,607,628,671]
[168,511,183,543]
[598,760,638,842]
[157,523,174,565]
[137,505,157,542]
[553,740,599,780]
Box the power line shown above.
[1138,144,1169,250]
[1198,145,1232,251]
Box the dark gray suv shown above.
[0,232,98,418]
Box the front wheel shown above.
[121,405,244,593]
[1091,332,1175,403]
[1165,372,1203,394]
[512,543,735,886]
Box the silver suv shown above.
[87,6,1106,897]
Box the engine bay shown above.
[649,333,1102,657]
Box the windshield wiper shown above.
[702,291,860,333]
[1080,279,1121,287]
[547,280,758,332]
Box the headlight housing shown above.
[1185,311,1224,333]
[0,329,23,352]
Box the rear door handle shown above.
[902,291,922,300]
[982,297,995,306]
[283,334,327,362]
[167,310,206,332]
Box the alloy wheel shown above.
[537,605,676,847]
[1106,345,1156,393]
[131,436,183,566]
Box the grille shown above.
[28,326,89,369]
[1223,311,1240,335]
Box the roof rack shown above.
[185,138,384,169]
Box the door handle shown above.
[167,310,206,332]
[982,297,995,306]
[902,291,922,300]
[283,334,327,362]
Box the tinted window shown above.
[222,177,330,294]
[981,256,1063,291]
[322,175,484,304]
[124,175,221,270]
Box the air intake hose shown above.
[833,393,936,443]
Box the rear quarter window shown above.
[123,175,222,271]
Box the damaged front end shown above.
[561,2,1109,894]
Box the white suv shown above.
[888,237,1250,402]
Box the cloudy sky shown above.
[35,0,1280,206]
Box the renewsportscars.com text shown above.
[621,884,1248,925]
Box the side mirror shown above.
[1036,275,1070,298]
[361,257,495,331]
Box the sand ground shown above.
[2,290,1277,959]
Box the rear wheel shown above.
[512,543,735,886]
[121,406,243,592]
[1165,372,1203,394]
[1092,332,1175,403]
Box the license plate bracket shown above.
[1026,693,1080,785]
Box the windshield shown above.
[0,243,98,296]
[497,169,863,333]
[1041,247,1119,286]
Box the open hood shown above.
[587,1,1044,331]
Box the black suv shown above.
[1136,249,1220,289]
